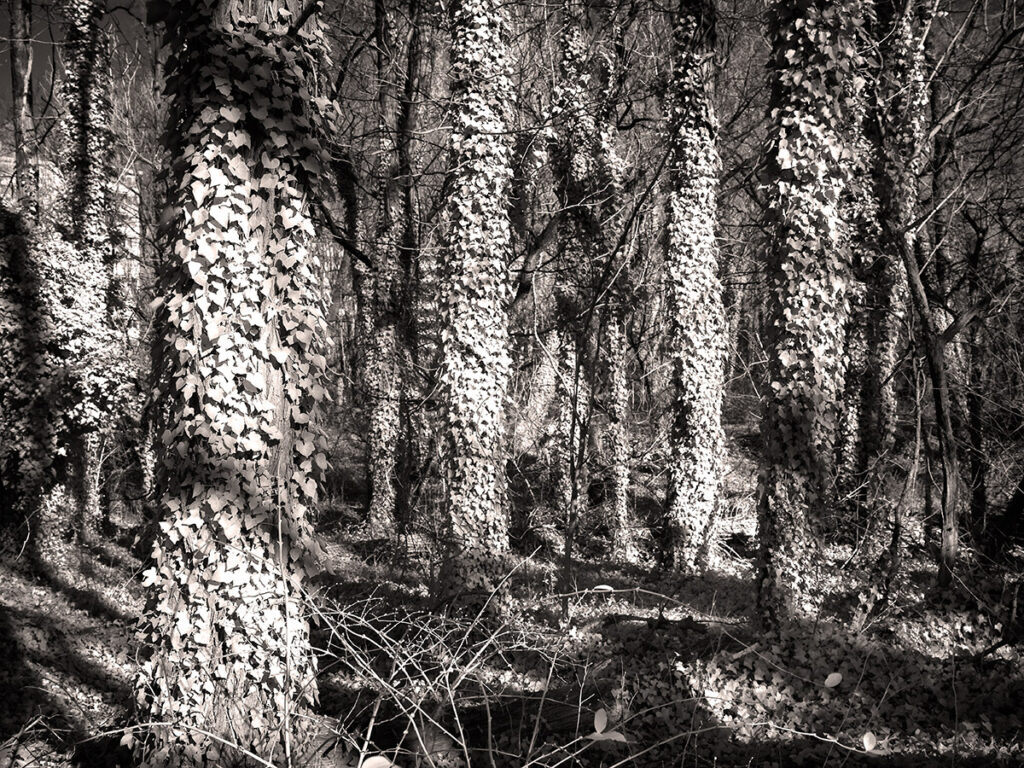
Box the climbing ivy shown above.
[438,0,515,602]
[594,22,635,565]
[364,0,403,539]
[549,15,598,559]
[134,2,336,764]
[757,0,865,628]
[548,7,636,564]
[663,0,726,574]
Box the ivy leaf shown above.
[187,260,208,288]
[197,239,216,263]
[587,730,627,743]
[220,105,243,123]
[824,672,842,688]
[862,731,877,752]
[242,371,265,394]
[594,708,608,734]
[360,757,394,768]
[210,205,231,229]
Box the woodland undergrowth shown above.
[0,432,1021,768]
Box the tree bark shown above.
[137,1,332,763]
[875,1,959,586]
[899,239,959,585]
[757,0,861,629]
[663,0,725,573]
[9,0,38,214]
[62,0,119,544]
[365,0,401,538]
[437,0,514,606]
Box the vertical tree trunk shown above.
[605,311,636,562]
[836,0,908,530]
[438,0,513,603]
[550,15,597,566]
[137,2,332,763]
[901,249,959,584]
[757,0,861,628]
[62,0,117,544]
[549,8,634,568]
[874,1,960,585]
[9,0,38,214]
[595,20,635,565]
[663,0,726,573]
[394,0,425,528]
[365,0,401,538]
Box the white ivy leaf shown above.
[862,731,877,752]
[210,205,231,229]
[594,708,607,734]
[586,730,627,743]
[187,260,207,287]
[220,105,242,123]
[360,755,394,768]
[243,371,265,394]
[592,585,614,592]
[228,154,250,181]
[824,672,842,688]
[197,239,216,263]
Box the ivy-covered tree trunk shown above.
[663,0,726,573]
[9,0,38,214]
[1,0,121,557]
[757,0,862,628]
[873,1,959,585]
[836,72,904,527]
[365,0,401,539]
[550,17,597,562]
[62,0,118,543]
[605,310,636,562]
[595,23,635,565]
[438,0,513,602]
[549,11,635,566]
[136,2,333,764]
[553,332,590,575]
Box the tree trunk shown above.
[136,2,333,763]
[9,0,38,214]
[437,0,514,605]
[663,0,726,573]
[62,0,119,543]
[757,0,861,629]
[365,0,401,538]
[549,14,597,563]
[965,225,988,536]
[875,1,959,586]
[605,312,636,562]
[905,269,960,585]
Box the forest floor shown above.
[1,425,1022,767]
